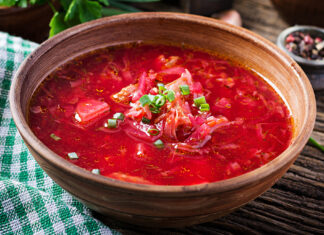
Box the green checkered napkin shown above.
[0,32,118,235]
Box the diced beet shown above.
[75,99,110,123]
[304,34,314,44]
[191,82,203,95]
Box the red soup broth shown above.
[28,43,293,185]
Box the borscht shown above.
[28,43,293,185]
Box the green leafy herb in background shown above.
[308,137,324,152]
[0,0,159,37]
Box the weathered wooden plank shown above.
[260,193,324,218]
[295,154,324,173]
[302,145,324,161]
[233,0,289,43]
[289,164,324,182]
[316,112,324,123]
[311,131,324,146]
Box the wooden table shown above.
[96,0,324,233]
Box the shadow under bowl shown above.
[9,12,316,228]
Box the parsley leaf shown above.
[60,0,74,11]
[78,0,102,23]
[0,0,17,7]
[0,0,160,37]
[98,0,109,6]
[49,12,70,37]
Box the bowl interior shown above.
[11,13,316,193]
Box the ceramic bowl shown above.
[9,12,316,228]
[277,25,324,90]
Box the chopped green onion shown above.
[164,90,175,102]
[139,94,153,106]
[148,128,160,136]
[142,117,151,124]
[308,137,324,152]
[194,96,206,107]
[157,83,166,93]
[153,95,166,107]
[179,84,190,95]
[68,152,78,160]
[154,139,164,149]
[149,104,160,114]
[113,112,124,121]
[200,103,210,112]
[107,119,117,128]
[50,133,61,141]
[91,169,100,175]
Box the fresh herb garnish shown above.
[113,112,125,121]
[148,128,160,136]
[163,90,175,102]
[179,84,190,95]
[91,169,100,175]
[142,117,151,124]
[153,95,166,107]
[194,96,207,107]
[200,103,210,112]
[68,152,78,160]
[139,87,175,114]
[308,137,324,152]
[157,83,166,93]
[149,104,160,113]
[107,119,117,128]
[139,94,154,106]
[50,133,61,141]
[153,139,164,149]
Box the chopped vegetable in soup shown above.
[28,44,293,185]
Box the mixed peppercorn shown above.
[285,31,324,61]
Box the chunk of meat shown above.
[162,69,194,140]
[132,71,156,102]
[154,55,180,71]
[75,99,110,124]
[125,101,152,121]
[165,69,193,91]
[125,69,197,141]
[110,71,156,105]
[110,84,138,105]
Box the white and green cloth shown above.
[0,32,118,235]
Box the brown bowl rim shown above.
[10,12,316,196]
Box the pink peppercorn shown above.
[304,34,314,44]
[285,34,295,43]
